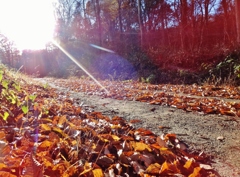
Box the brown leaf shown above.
[119,154,131,166]
[96,155,114,168]
[130,119,142,124]
[156,136,167,147]
[131,161,145,174]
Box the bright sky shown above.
[0,0,56,51]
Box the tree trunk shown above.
[137,0,143,47]
[118,0,123,34]
[180,0,188,51]
[189,0,195,51]
[235,0,240,44]
[96,0,102,46]
[83,0,86,18]
[204,0,210,25]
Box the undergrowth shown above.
[0,65,219,177]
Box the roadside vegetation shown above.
[0,0,240,86]
[0,64,222,177]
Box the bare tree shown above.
[0,34,20,67]
[54,0,78,42]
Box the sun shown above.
[0,0,56,51]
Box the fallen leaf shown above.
[92,168,104,177]
[189,167,201,177]
[130,141,152,152]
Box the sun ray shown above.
[52,40,109,95]
[89,44,115,53]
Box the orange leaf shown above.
[52,127,67,138]
[0,163,7,170]
[53,161,70,174]
[0,171,17,177]
[111,135,121,141]
[123,151,134,157]
[219,109,236,116]
[15,113,23,122]
[130,141,152,152]
[136,128,154,135]
[184,159,193,169]
[159,148,176,161]
[121,135,134,141]
[159,161,169,174]
[189,167,201,177]
[0,131,6,139]
[92,168,104,177]
[130,119,142,123]
[159,161,180,175]
[58,115,67,127]
[164,133,176,140]
[40,124,51,132]
[145,163,161,174]
[41,157,53,168]
[151,143,162,150]
[38,140,53,150]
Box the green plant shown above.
[208,51,240,85]
[0,70,3,82]
[21,105,29,114]
[0,111,9,121]
[0,65,35,121]
[43,82,49,89]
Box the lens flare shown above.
[52,40,109,94]
[89,44,115,53]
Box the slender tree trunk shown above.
[118,0,123,34]
[222,0,228,43]
[235,0,240,44]
[180,0,188,51]
[137,0,143,47]
[189,0,195,51]
[204,0,209,25]
[95,0,102,46]
[83,0,86,18]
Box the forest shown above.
[1,0,240,84]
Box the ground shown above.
[36,77,240,177]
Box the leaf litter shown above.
[0,70,239,176]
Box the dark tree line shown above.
[52,0,240,75]
[1,0,240,82]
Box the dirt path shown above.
[36,78,240,177]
